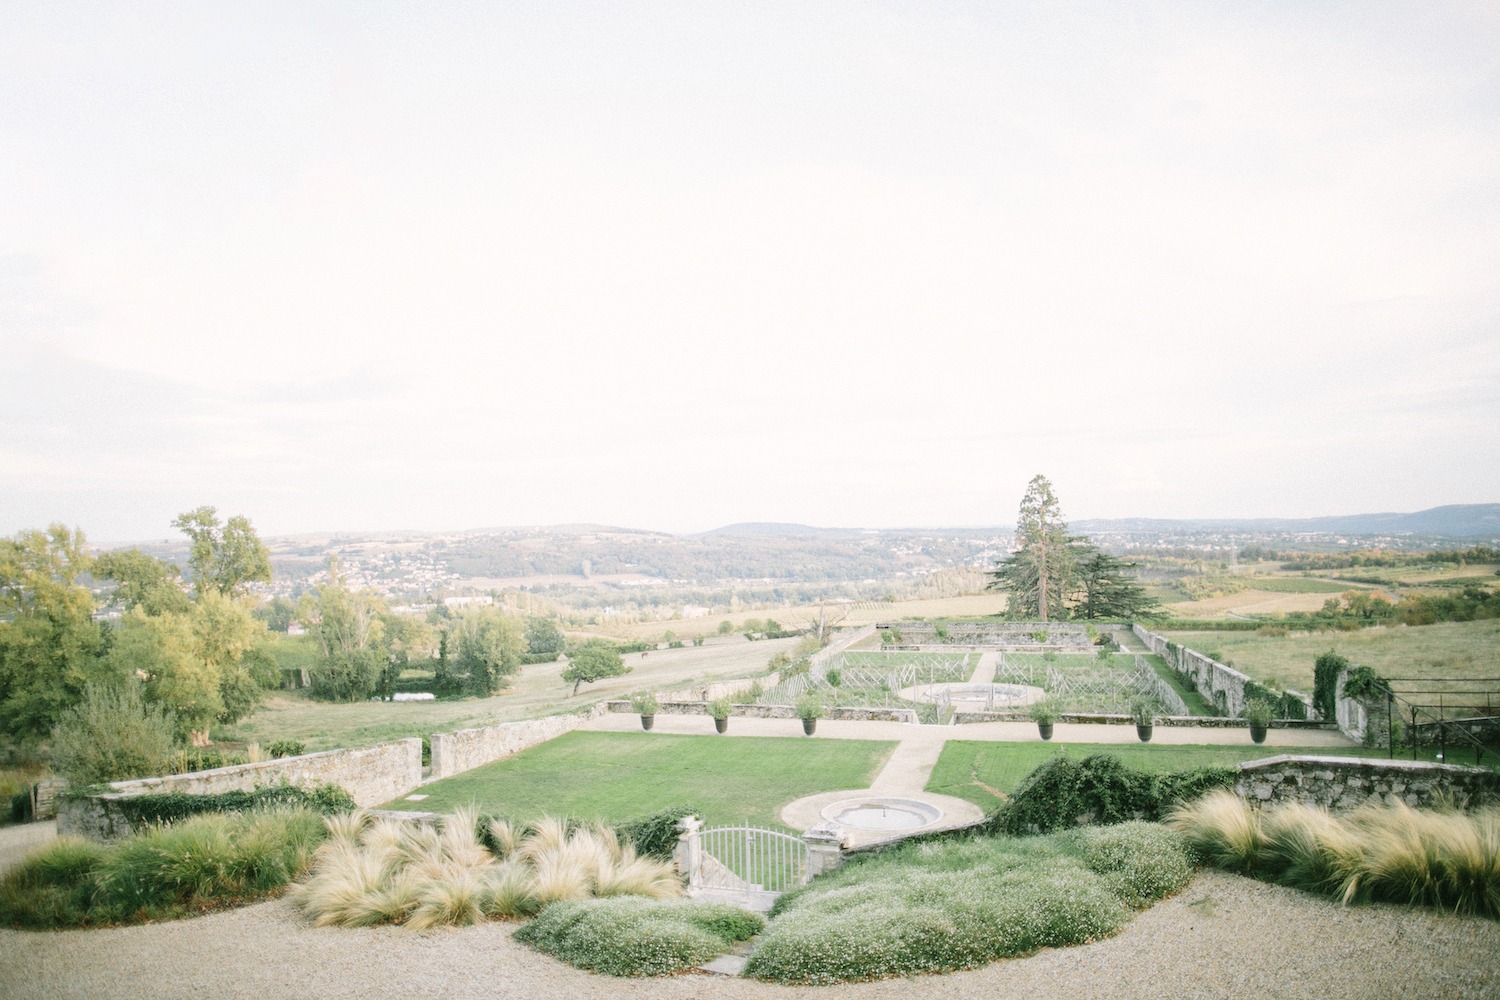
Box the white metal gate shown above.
[684,824,810,899]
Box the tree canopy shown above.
[988,476,1160,622]
[560,640,630,695]
[989,475,1076,621]
[172,506,272,597]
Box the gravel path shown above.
[2,870,1497,1000]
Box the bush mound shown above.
[744,825,1195,984]
[514,897,763,976]
[49,682,177,785]
[995,753,1234,834]
[294,810,683,928]
[1169,791,1500,917]
[0,808,327,928]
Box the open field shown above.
[1162,619,1500,692]
[381,730,896,830]
[218,636,803,751]
[1163,589,1349,619]
[926,741,1397,812]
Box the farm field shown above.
[1162,619,1500,693]
[218,635,803,752]
[380,730,896,830]
[926,741,1398,813]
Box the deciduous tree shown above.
[0,525,111,741]
[172,506,272,597]
[560,640,630,695]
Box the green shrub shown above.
[0,809,327,929]
[746,834,1130,984]
[1314,651,1348,720]
[707,698,732,720]
[629,692,658,715]
[49,682,177,785]
[615,805,697,861]
[266,739,306,758]
[515,897,762,976]
[1072,821,1194,908]
[996,754,1234,835]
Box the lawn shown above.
[1162,619,1500,692]
[925,740,1395,812]
[382,730,897,830]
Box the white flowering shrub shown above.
[1072,821,1195,908]
[513,897,763,976]
[746,828,1188,984]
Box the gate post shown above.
[802,823,846,879]
[674,815,702,883]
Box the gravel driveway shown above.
[2,863,1497,1000]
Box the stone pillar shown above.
[674,815,702,885]
[802,823,847,879]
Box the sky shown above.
[3,2,1498,545]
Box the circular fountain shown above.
[819,796,942,833]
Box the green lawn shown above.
[926,740,1397,812]
[384,730,897,831]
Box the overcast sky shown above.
[3,2,1497,545]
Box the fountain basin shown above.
[820,796,942,832]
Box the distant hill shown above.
[697,522,856,538]
[1073,504,1500,539]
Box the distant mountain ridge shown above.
[1072,504,1500,538]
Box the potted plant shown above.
[708,697,733,734]
[796,696,825,736]
[1028,698,1059,740]
[1246,699,1274,744]
[630,692,659,731]
[1130,698,1156,743]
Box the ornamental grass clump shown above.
[293,808,683,928]
[514,897,763,977]
[1167,793,1500,918]
[744,825,1194,984]
[0,808,327,929]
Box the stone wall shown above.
[429,705,608,779]
[1234,755,1500,811]
[1134,625,1252,717]
[880,621,1093,650]
[57,738,424,840]
[606,700,918,724]
[951,710,1335,730]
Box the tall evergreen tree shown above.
[989,475,1076,621]
[1073,548,1164,620]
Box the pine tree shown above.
[989,475,1076,621]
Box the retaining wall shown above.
[1235,755,1500,811]
[1134,625,1254,717]
[606,700,918,724]
[429,704,608,779]
[57,738,424,840]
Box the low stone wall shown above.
[1234,755,1500,811]
[879,621,1093,650]
[951,711,1319,729]
[606,700,919,724]
[1135,625,1254,717]
[57,738,424,840]
[429,705,608,779]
